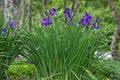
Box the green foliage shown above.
[0,8,4,28]
[0,27,24,78]
[93,59,120,80]
[7,60,36,80]
[115,0,120,16]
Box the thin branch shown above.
[71,0,75,12]
[72,0,82,18]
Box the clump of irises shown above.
[1,8,100,34]
[78,12,100,29]
[40,7,100,29]
[1,20,17,35]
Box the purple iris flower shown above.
[78,19,85,26]
[68,14,72,19]
[13,24,17,28]
[78,18,87,26]
[92,18,99,29]
[78,12,92,26]
[27,59,32,64]
[47,17,52,25]
[50,8,56,16]
[64,8,72,19]
[64,8,73,24]
[1,28,6,35]
[41,18,48,26]
[9,21,14,27]
[41,16,52,26]
[9,21,17,28]
[93,24,99,29]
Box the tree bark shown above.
[13,0,20,24]
[20,0,26,29]
[4,0,20,26]
[28,0,32,31]
[4,0,10,25]
[109,0,120,60]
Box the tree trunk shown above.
[4,0,20,26]
[4,0,10,25]
[13,0,20,24]
[28,0,32,31]
[111,21,120,60]
[109,0,120,60]
[20,0,26,29]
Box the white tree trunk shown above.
[4,0,10,25]
[4,0,20,26]
[13,0,20,24]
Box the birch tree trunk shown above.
[4,0,11,25]
[20,0,26,28]
[109,0,120,60]
[28,0,32,31]
[13,0,20,24]
[4,0,20,26]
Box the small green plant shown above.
[7,59,37,80]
